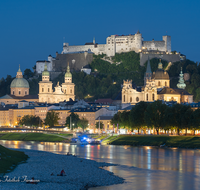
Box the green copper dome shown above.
[10,78,29,88]
[65,64,72,78]
[42,64,49,76]
[10,66,29,88]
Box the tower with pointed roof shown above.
[38,63,53,102]
[177,68,186,89]
[10,65,29,96]
[144,56,152,85]
[62,63,75,100]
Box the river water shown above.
[0,140,200,190]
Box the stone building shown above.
[62,31,171,57]
[122,59,193,104]
[38,64,75,103]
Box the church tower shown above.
[38,63,53,102]
[177,67,186,89]
[62,63,75,100]
[144,57,152,85]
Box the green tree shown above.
[144,101,167,135]
[77,118,88,132]
[169,104,191,135]
[111,112,123,129]
[95,121,104,131]
[65,112,80,129]
[190,109,200,135]
[19,115,42,127]
[44,110,60,127]
[129,101,148,134]
[23,69,34,79]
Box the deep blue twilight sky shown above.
[0,0,199,78]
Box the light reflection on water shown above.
[0,140,200,190]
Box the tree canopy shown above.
[44,110,60,127]
[65,112,80,130]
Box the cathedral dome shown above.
[154,70,169,80]
[10,77,29,88]
[152,60,169,80]
[10,66,29,88]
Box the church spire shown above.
[16,64,23,78]
[158,59,163,69]
[65,62,72,83]
[177,67,186,89]
[146,56,152,74]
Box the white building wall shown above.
[61,33,171,57]
[36,55,54,74]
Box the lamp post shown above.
[99,117,100,134]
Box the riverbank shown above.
[0,133,70,142]
[107,135,200,149]
[0,145,28,174]
[0,149,124,190]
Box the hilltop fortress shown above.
[36,31,181,76]
[62,31,171,56]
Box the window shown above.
[136,97,139,102]
[42,88,44,92]
[130,97,132,102]
[48,88,50,92]
[146,94,148,101]
[70,89,72,93]
[158,81,161,86]
[165,82,167,86]
[19,91,21,95]
[25,91,27,95]
[124,95,125,102]
[152,94,155,101]
[13,91,14,95]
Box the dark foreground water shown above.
[0,140,200,190]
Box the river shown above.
[0,140,200,190]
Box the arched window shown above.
[25,91,27,95]
[42,88,44,92]
[152,94,155,101]
[130,97,132,102]
[136,97,139,102]
[146,94,148,101]
[19,91,21,95]
[48,88,50,92]
[124,95,125,102]
[70,89,72,93]
[165,81,167,86]
[158,81,161,86]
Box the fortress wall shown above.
[140,53,180,66]
[143,41,166,51]
[63,45,94,53]
[52,53,94,72]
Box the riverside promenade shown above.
[0,149,124,190]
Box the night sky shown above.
[0,0,199,78]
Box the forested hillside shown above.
[0,51,200,102]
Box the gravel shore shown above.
[0,149,124,190]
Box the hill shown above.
[0,51,200,102]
